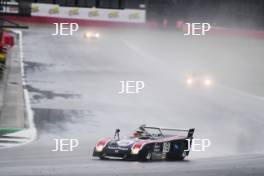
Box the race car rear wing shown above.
[144,126,195,138]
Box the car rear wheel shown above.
[166,142,188,161]
[166,150,186,161]
[179,151,187,160]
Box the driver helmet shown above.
[133,129,143,138]
[133,124,146,138]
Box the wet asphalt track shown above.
[0,24,264,175]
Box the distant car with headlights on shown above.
[93,125,195,161]
[84,32,100,39]
[185,74,214,87]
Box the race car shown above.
[185,73,214,87]
[84,32,100,39]
[93,125,195,161]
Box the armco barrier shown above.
[3,3,160,29]
[4,15,264,39]
[31,3,146,23]
[5,15,264,39]
[3,15,158,29]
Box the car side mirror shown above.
[114,129,120,140]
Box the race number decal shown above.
[163,142,170,153]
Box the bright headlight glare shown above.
[131,148,140,154]
[86,33,91,37]
[204,79,212,86]
[96,145,104,152]
[186,78,193,85]
[131,143,143,154]
[95,33,100,38]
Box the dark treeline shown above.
[147,0,264,29]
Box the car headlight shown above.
[131,148,140,155]
[131,143,144,155]
[96,145,104,152]
[95,138,110,152]
[95,33,100,38]
[85,33,91,38]
[186,78,193,85]
[204,79,212,86]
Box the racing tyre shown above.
[166,142,188,161]
[166,150,186,161]
[99,155,108,160]
[141,151,152,161]
[178,150,187,160]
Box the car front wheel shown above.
[140,151,152,161]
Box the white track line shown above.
[0,29,37,148]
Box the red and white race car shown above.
[93,125,195,161]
